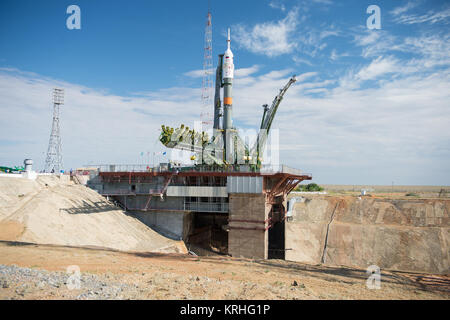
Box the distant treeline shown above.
[295,183,324,192]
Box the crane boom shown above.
[252,76,297,166]
[260,75,297,131]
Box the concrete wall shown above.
[125,195,184,211]
[132,210,192,241]
[92,179,193,241]
[286,196,450,274]
[228,193,269,259]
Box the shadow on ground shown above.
[60,201,117,214]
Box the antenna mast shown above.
[200,7,213,129]
[44,88,64,173]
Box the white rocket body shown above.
[222,29,234,79]
[222,28,235,161]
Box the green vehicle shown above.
[0,166,24,173]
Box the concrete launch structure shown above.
[88,26,312,259]
[89,164,311,259]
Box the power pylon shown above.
[44,88,64,173]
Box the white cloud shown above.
[330,49,350,61]
[356,56,398,81]
[233,6,340,62]
[278,70,450,184]
[390,1,421,16]
[401,34,450,68]
[320,28,340,40]
[234,65,261,78]
[268,0,286,12]
[296,72,317,82]
[292,56,312,66]
[0,70,201,169]
[233,8,299,57]
[183,69,209,78]
[330,49,338,61]
[353,28,450,71]
[295,24,339,58]
[1,53,449,184]
[393,7,450,25]
[353,31,382,47]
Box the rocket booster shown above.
[223,28,234,130]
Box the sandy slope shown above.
[0,175,186,254]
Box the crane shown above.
[251,76,297,167]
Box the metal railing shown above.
[100,189,134,196]
[93,163,311,177]
[95,164,156,172]
[184,201,229,213]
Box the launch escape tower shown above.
[91,22,311,260]
[44,88,64,173]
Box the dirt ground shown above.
[0,241,448,300]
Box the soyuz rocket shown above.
[222,28,234,130]
[211,28,236,163]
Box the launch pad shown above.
[89,28,312,259]
[90,164,311,259]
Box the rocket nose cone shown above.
[224,48,233,58]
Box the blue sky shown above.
[0,0,449,185]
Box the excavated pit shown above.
[286,195,449,274]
